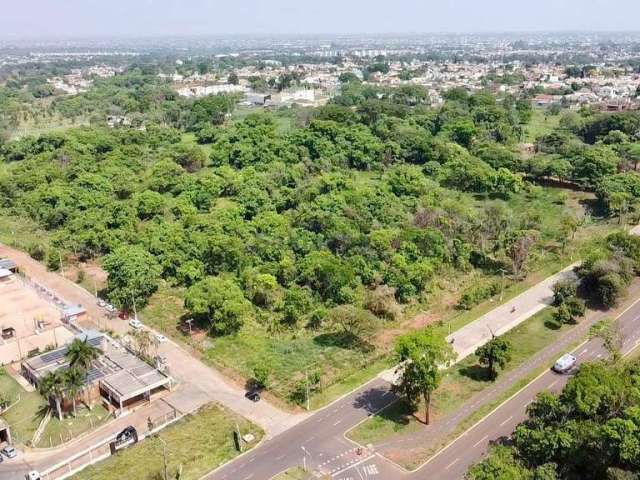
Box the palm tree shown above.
[64,368,85,417]
[65,338,102,372]
[39,370,66,420]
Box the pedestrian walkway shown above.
[447,264,578,361]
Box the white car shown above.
[553,353,577,373]
[155,333,167,344]
[26,472,41,480]
[2,446,17,458]
[129,319,143,330]
[97,299,107,308]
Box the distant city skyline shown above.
[2,0,640,39]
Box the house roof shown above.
[0,268,13,279]
[0,259,17,270]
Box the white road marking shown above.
[499,415,514,427]
[548,379,559,389]
[445,458,460,470]
[333,420,342,426]
[275,454,285,461]
[472,435,488,448]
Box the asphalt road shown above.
[415,295,640,480]
[205,294,640,480]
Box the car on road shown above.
[2,446,17,458]
[245,390,261,402]
[155,333,167,343]
[129,319,143,330]
[26,471,41,480]
[553,353,577,373]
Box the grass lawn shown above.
[273,467,310,480]
[70,403,263,480]
[36,404,110,448]
[0,368,45,445]
[347,308,572,447]
[0,210,52,252]
[524,107,562,143]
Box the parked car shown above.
[129,319,143,330]
[2,446,17,458]
[245,390,261,402]
[97,299,107,307]
[105,304,117,313]
[155,333,167,344]
[26,471,41,480]
[116,426,137,443]
[553,353,577,373]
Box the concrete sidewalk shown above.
[447,263,578,361]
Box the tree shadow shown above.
[544,318,562,330]
[470,251,511,275]
[352,386,403,417]
[313,331,374,352]
[459,364,493,382]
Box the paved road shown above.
[417,294,640,480]
[205,291,640,480]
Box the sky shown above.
[2,0,640,38]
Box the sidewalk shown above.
[447,263,578,361]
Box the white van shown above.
[553,353,577,373]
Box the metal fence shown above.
[41,407,180,480]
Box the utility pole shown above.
[157,437,168,480]
[235,422,243,452]
[131,294,138,321]
[305,370,310,411]
[499,268,506,301]
[59,251,65,278]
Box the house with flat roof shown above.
[22,331,172,411]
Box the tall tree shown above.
[65,338,101,372]
[64,368,85,417]
[475,335,512,380]
[392,328,455,425]
[39,370,66,420]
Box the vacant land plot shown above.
[70,403,263,480]
[0,276,75,364]
[524,107,562,142]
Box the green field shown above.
[523,107,562,143]
[70,403,263,480]
[347,308,572,447]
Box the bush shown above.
[457,282,501,310]
[46,249,61,271]
[552,279,577,306]
[28,243,46,261]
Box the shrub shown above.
[457,282,501,310]
[28,243,46,261]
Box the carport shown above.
[0,419,12,445]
